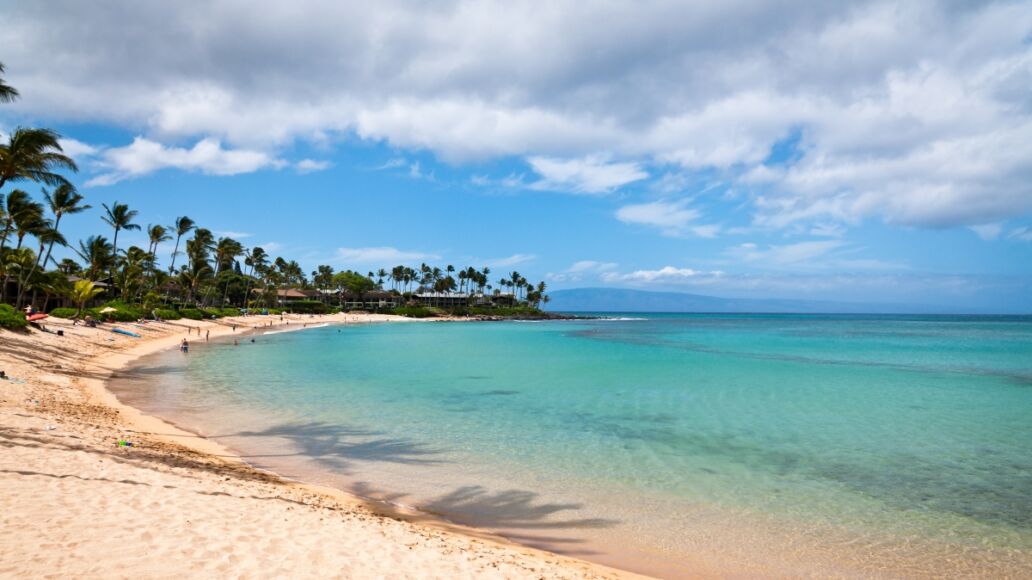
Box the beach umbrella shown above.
[99,307,118,314]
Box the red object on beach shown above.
[26,313,48,322]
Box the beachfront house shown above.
[415,292,472,308]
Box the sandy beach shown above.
[0,314,637,579]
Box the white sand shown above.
[0,314,637,579]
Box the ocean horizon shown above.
[110,313,1032,577]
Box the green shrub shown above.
[96,301,144,322]
[178,308,204,320]
[388,306,437,318]
[0,304,28,330]
[286,300,328,314]
[153,308,182,321]
[48,307,78,319]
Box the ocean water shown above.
[111,314,1032,577]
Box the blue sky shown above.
[2,1,1030,311]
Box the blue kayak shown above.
[111,327,141,338]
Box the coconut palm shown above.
[168,216,195,274]
[41,183,90,269]
[67,279,104,318]
[1,194,45,302]
[145,224,172,286]
[0,189,33,253]
[75,236,114,281]
[0,62,20,103]
[17,223,66,308]
[0,127,77,191]
[101,202,140,290]
[242,246,268,308]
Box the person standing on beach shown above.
[205,329,209,341]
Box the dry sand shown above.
[0,313,640,579]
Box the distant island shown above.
[543,287,1012,315]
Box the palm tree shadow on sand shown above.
[208,421,446,475]
[348,481,620,557]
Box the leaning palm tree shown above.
[0,62,19,103]
[17,223,66,308]
[1,194,45,302]
[101,201,140,287]
[41,183,90,269]
[168,216,195,274]
[0,190,33,253]
[145,223,172,280]
[0,127,77,191]
[67,279,104,318]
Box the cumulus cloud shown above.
[601,266,724,284]
[726,240,906,270]
[486,253,536,267]
[214,230,253,239]
[547,260,619,283]
[1010,227,1032,242]
[58,137,99,159]
[615,199,719,237]
[336,246,440,264]
[295,158,332,173]
[527,155,647,194]
[85,137,284,186]
[3,1,1031,226]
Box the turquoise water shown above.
[113,315,1032,577]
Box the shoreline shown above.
[0,313,642,579]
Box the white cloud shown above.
[527,155,647,194]
[486,253,536,267]
[725,240,906,270]
[1010,227,1032,242]
[215,230,253,239]
[85,137,283,186]
[615,199,710,236]
[335,246,440,264]
[970,223,1003,240]
[601,266,724,284]
[58,137,99,159]
[4,1,1032,227]
[547,260,619,283]
[729,240,845,266]
[295,158,332,173]
[569,260,618,273]
[259,242,282,253]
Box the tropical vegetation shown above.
[0,61,549,324]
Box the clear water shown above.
[112,314,1032,578]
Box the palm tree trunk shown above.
[15,240,47,308]
[169,235,181,274]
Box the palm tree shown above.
[0,127,77,191]
[0,189,33,253]
[67,279,104,318]
[214,237,244,305]
[242,246,268,308]
[101,202,140,288]
[0,62,20,103]
[17,223,65,308]
[75,236,114,281]
[145,223,171,278]
[41,183,90,269]
[168,216,195,274]
[1,193,45,302]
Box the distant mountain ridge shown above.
[544,287,995,314]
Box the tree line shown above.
[0,61,548,316]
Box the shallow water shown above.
[111,314,1032,577]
